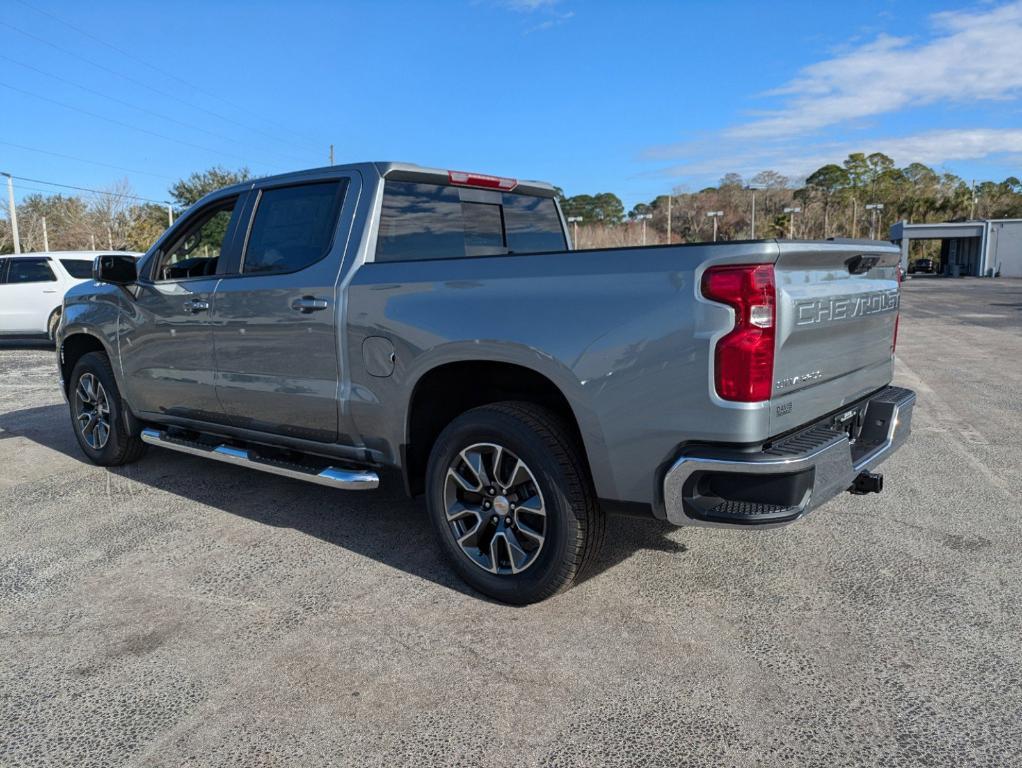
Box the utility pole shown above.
[969,179,977,219]
[750,191,756,238]
[706,210,723,242]
[783,206,801,239]
[745,184,764,239]
[329,144,335,166]
[851,198,858,238]
[42,216,49,251]
[566,216,582,249]
[666,195,672,245]
[3,172,21,254]
[107,226,113,249]
[90,233,96,250]
[167,204,174,226]
[865,203,884,240]
[636,213,652,245]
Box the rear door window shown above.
[0,258,8,283]
[60,259,95,279]
[242,180,347,275]
[8,258,57,283]
[374,181,566,262]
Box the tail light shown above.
[701,264,776,402]
[892,265,902,354]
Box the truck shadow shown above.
[1,403,686,602]
[0,339,54,350]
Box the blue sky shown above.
[2,0,1021,210]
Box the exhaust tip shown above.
[849,471,884,495]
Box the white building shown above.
[890,219,1022,277]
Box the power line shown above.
[0,140,176,181]
[9,175,171,204]
[0,53,314,167]
[14,0,326,153]
[0,79,278,171]
[0,16,324,158]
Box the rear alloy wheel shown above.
[47,309,61,342]
[426,402,605,604]
[444,442,547,575]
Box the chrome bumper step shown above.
[139,428,379,490]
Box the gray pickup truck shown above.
[57,162,915,603]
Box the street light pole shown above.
[865,203,884,240]
[566,216,582,250]
[706,210,723,242]
[783,206,802,239]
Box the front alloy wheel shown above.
[74,372,111,450]
[444,442,547,575]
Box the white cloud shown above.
[650,128,1022,184]
[728,1,1022,139]
[502,0,560,11]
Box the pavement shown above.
[1,278,1020,767]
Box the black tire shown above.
[47,309,61,342]
[425,401,605,604]
[68,351,147,466]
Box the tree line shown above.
[561,152,1022,248]
[2,154,1021,254]
[0,167,250,255]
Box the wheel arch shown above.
[402,358,609,498]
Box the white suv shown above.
[0,251,141,339]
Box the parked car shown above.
[0,251,141,340]
[57,163,915,603]
[909,258,935,274]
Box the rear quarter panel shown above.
[345,242,779,504]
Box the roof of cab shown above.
[211,162,558,199]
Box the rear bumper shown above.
[662,385,916,528]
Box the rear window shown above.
[375,181,566,262]
[60,259,95,279]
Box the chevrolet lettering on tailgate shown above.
[794,289,899,327]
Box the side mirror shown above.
[95,254,137,285]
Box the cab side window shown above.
[153,199,237,281]
[242,181,347,275]
[8,258,57,283]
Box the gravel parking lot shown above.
[2,278,1020,767]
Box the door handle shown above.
[183,299,210,313]
[291,296,329,313]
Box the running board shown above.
[139,428,379,490]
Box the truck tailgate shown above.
[770,241,901,436]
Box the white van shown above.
[0,251,141,339]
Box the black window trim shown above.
[143,196,243,284]
[234,178,349,278]
[0,258,8,284]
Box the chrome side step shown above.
[139,428,379,490]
